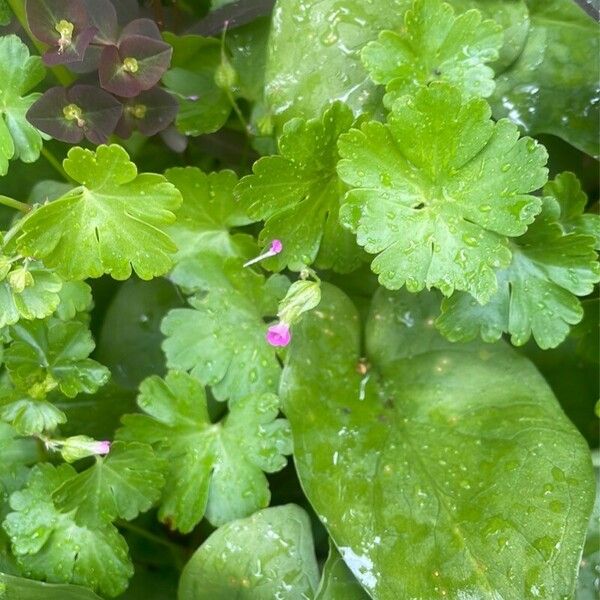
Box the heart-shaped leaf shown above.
[281,283,595,599]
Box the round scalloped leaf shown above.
[118,372,292,531]
[14,145,182,281]
[0,35,46,175]
[337,82,548,302]
[362,0,503,106]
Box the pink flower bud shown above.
[266,322,291,347]
[270,239,283,254]
[93,440,111,455]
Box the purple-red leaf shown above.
[115,87,178,138]
[99,34,172,97]
[26,84,123,144]
[82,0,118,45]
[26,0,96,65]
[120,18,162,41]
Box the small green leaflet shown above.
[162,257,289,402]
[14,145,182,280]
[0,259,62,328]
[164,167,254,263]
[118,371,292,532]
[54,281,93,321]
[0,35,46,175]
[362,0,503,106]
[162,34,231,136]
[5,318,110,398]
[437,172,600,348]
[52,441,165,526]
[235,102,364,273]
[178,505,320,599]
[0,1,11,26]
[0,389,66,436]
[3,463,133,598]
[337,82,548,302]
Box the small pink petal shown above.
[270,239,283,254]
[94,440,111,455]
[266,322,291,347]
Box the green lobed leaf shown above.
[162,256,289,402]
[165,166,254,263]
[0,572,103,600]
[280,283,595,599]
[236,102,364,272]
[437,172,600,348]
[0,35,46,175]
[0,389,66,436]
[14,144,182,280]
[337,82,548,302]
[118,371,292,531]
[4,318,110,398]
[54,281,93,321]
[0,260,62,328]
[362,0,503,106]
[492,0,600,158]
[162,33,231,137]
[3,463,133,598]
[178,505,320,599]
[52,441,165,526]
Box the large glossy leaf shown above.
[264,0,408,125]
[492,0,599,158]
[280,283,595,599]
[178,505,320,599]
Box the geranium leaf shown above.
[54,281,93,321]
[164,166,253,263]
[26,85,123,145]
[162,257,288,402]
[14,144,182,280]
[118,371,292,531]
[26,0,97,65]
[3,463,133,597]
[162,33,231,136]
[0,35,46,175]
[446,0,530,73]
[178,505,319,599]
[52,441,165,526]
[492,0,599,158]
[281,283,595,599]
[5,318,110,398]
[437,172,600,348]
[362,0,503,106]
[0,259,62,328]
[0,390,66,435]
[337,82,548,302]
[236,102,364,272]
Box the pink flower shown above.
[93,440,111,455]
[266,322,291,347]
[244,240,284,267]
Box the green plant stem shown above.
[41,146,70,182]
[116,520,182,553]
[6,0,75,86]
[0,195,30,213]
